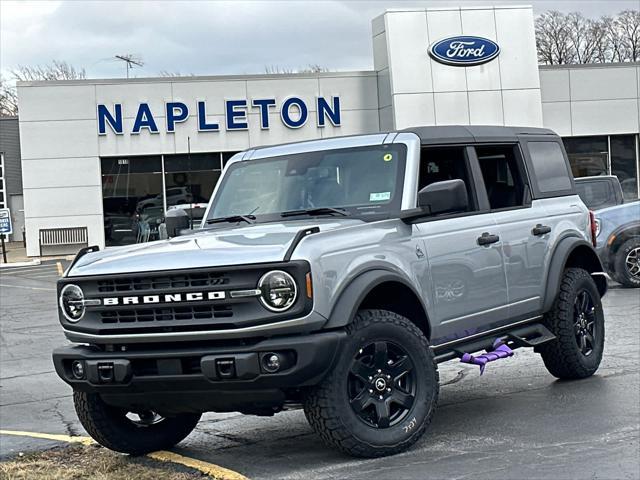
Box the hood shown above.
[68,218,364,277]
[594,200,640,217]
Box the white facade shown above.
[540,63,640,137]
[16,5,640,256]
[373,6,542,130]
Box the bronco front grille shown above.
[96,272,229,293]
[59,261,312,338]
[100,305,234,324]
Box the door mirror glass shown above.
[417,179,468,215]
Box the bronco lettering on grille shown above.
[101,291,225,306]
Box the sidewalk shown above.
[0,241,73,267]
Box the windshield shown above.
[208,144,407,222]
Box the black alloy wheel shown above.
[573,289,596,356]
[625,246,640,280]
[304,309,439,457]
[348,341,416,429]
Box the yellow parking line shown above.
[0,429,94,446]
[0,429,248,480]
[56,262,64,276]
[149,450,248,480]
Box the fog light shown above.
[262,353,281,373]
[71,360,85,379]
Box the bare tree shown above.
[299,64,329,73]
[264,65,295,74]
[535,11,574,64]
[11,60,86,82]
[265,64,329,74]
[617,10,640,61]
[0,75,19,117]
[566,12,597,64]
[158,70,195,77]
[536,9,640,64]
[590,18,613,63]
[1,60,86,116]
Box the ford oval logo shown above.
[429,36,500,66]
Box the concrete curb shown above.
[0,259,42,269]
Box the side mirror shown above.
[418,179,468,215]
[402,179,469,223]
[165,208,189,238]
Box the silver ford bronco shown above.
[53,126,608,458]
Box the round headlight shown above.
[59,284,85,322]
[258,270,297,312]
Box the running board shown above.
[433,322,556,364]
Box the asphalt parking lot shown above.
[1,262,639,479]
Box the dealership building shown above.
[15,5,640,256]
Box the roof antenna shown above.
[115,54,144,78]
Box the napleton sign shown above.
[97,96,342,136]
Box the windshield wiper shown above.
[206,214,256,225]
[281,207,349,218]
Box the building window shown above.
[563,135,639,200]
[610,135,638,200]
[164,153,222,229]
[563,136,608,177]
[100,152,230,246]
[101,156,163,246]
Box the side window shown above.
[476,145,527,210]
[528,142,573,193]
[419,147,477,212]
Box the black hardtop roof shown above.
[402,125,557,145]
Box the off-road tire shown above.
[613,238,640,288]
[539,268,605,380]
[303,309,439,458]
[74,391,201,455]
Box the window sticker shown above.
[383,153,393,162]
[370,192,391,202]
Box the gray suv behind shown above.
[53,126,607,458]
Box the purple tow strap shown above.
[460,340,514,375]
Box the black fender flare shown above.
[607,221,640,253]
[324,269,431,335]
[543,237,607,313]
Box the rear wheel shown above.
[304,309,438,458]
[539,268,605,379]
[74,391,201,455]
[613,238,640,288]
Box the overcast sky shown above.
[1,0,638,82]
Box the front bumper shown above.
[52,329,345,414]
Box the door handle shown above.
[477,232,500,246]
[532,224,551,236]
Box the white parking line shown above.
[26,273,61,279]
[0,284,56,292]
[0,265,57,276]
[0,266,55,273]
